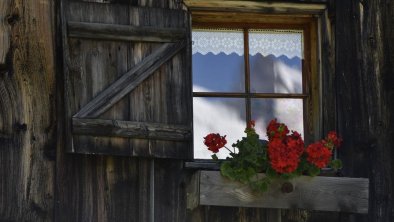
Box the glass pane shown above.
[193,97,246,159]
[192,29,245,92]
[251,99,304,140]
[249,30,303,93]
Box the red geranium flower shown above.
[326,131,342,148]
[266,119,289,140]
[306,141,332,168]
[204,133,227,153]
[268,136,303,174]
[286,131,304,156]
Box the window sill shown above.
[187,170,369,214]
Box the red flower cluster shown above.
[305,131,342,168]
[203,133,227,153]
[266,119,289,140]
[267,130,304,174]
[326,131,342,148]
[305,142,332,168]
[204,119,342,176]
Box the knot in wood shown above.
[7,13,20,26]
[15,123,27,132]
[281,182,294,193]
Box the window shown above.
[192,14,319,159]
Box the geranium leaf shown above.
[330,159,343,170]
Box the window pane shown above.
[193,97,246,159]
[249,30,303,94]
[192,29,245,92]
[251,99,304,140]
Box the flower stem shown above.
[224,146,234,154]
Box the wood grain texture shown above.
[68,21,186,42]
[199,171,369,214]
[0,0,55,221]
[62,1,193,159]
[55,155,152,222]
[56,1,191,221]
[74,41,186,118]
[335,0,394,221]
[0,0,11,67]
[72,118,192,141]
[321,4,336,136]
[184,0,326,14]
[73,0,184,9]
[191,11,315,26]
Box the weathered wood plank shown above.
[67,1,186,25]
[154,159,188,221]
[57,0,190,221]
[321,6,336,136]
[64,0,192,159]
[0,0,56,221]
[187,171,200,210]
[68,21,186,42]
[184,0,326,14]
[128,7,192,159]
[72,118,192,141]
[335,0,394,221]
[66,0,133,153]
[71,0,184,9]
[0,0,11,67]
[74,40,186,118]
[267,209,282,222]
[199,171,369,214]
[191,11,315,26]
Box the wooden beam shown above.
[72,118,192,141]
[67,22,186,42]
[183,0,326,15]
[199,171,369,214]
[74,40,186,118]
[73,118,192,141]
[191,11,316,26]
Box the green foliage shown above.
[211,154,218,161]
[330,159,343,170]
[219,127,270,192]
[307,165,321,177]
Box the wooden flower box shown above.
[187,170,369,214]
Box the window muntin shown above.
[193,27,309,159]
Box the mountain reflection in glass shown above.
[249,30,303,94]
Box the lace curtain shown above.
[192,28,303,58]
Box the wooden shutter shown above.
[61,1,192,159]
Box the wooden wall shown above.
[336,0,394,221]
[0,0,393,221]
